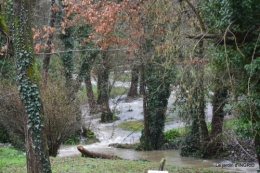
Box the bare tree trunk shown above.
[139,65,144,95]
[24,116,39,172]
[41,0,56,87]
[85,72,99,113]
[142,64,148,136]
[139,63,151,149]
[97,72,102,105]
[127,65,139,98]
[71,54,95,95]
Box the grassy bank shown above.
[77,85,128,104]
[0,146,226,173]
[118,119,238,134]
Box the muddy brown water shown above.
[58,145,258,173]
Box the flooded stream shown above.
[58,145,258,173]
[58,92,259,172]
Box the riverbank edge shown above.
[108,129,258,164]
[0,145,227,173]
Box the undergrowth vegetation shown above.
[0,80,81,156]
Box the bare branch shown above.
[184,0,206,32]
[35,48,134,55]
[186,33,223,39]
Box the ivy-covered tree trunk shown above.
[198,79,209,143]
[10,0,52,172]
[59,28,74,90]
[100,71,113,122]
[196,64,209,151]
[197,38,209,145]
[179,64,207,157]
[127,65,139,98]
[57,0,74,97]
[139,63,171,150]
[180,86,202,157]
[203,86,228,156]
[137,0,174,150]
[100,51,113,123]
[180,112,200,156]
[200,0,260,166]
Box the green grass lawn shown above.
[117,119,239,135]
[118,120,143,131]
[109,72,132,82]
[77,85,128,103]
[0,146,226,173]
[0,146,26,173]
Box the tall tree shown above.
[76,24,99,113]
[138,0,178,150]
[57,0,75,98]
[99,51,113,122]
[177,0,228,157]
[1,0,52,172]
[41,0,57,87]
[0,3,15,79]
[127,65,139,98]
[208,79,228,154]
[61,0,130,121]
[200,0,260,165]
[184,0,209,156]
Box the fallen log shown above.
[77,145,119,159]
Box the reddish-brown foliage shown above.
[62,0,144,50]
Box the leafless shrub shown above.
[0,80,81,156]
[0,82,26,149]
[41,80,81,156]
